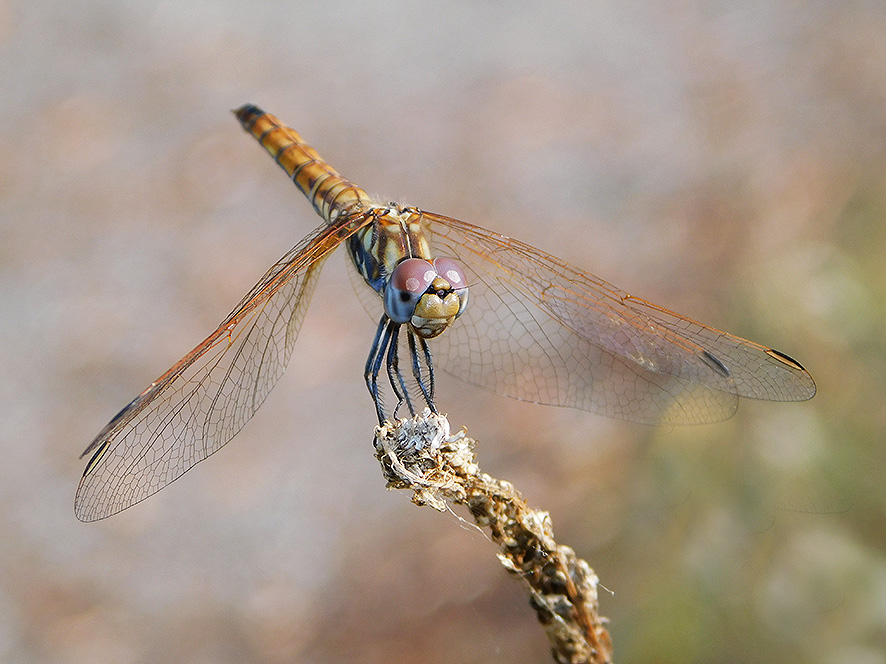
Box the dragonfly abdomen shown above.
[234,105,371,224]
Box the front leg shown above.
[365,314,392,424]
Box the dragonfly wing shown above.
[74,218,368,521]
[422,212,814,425]
[622,297,815,403]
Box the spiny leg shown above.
[386,324,415,418]
[365,314,392,423]
[419,334,436,407]
[365,315,440,423]
[407,330,438,414]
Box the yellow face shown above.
[411,276,463,339]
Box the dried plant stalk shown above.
[374,410,613,664]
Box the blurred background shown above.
[1,1,884,662]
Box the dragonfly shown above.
[74,104,816,522]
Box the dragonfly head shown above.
[384,257,469,339]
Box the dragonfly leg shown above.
[365,315,392,423]
[366,315,439,423]
[419,335,436,408]
[407,331,438,414]
[386,324,415,419]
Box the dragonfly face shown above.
[73,104,815,522]
[383,257,469,338]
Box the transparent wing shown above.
[421,211,815,425]
[75,216,370,521]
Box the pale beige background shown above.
[1,1,884,662]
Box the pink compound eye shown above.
[384,258,436,323]
[432,257,469,318]
[391,258,435,293]
[432,257,466,289]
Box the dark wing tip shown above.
[765,347,817,401]
[765,347,806,372]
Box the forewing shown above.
[74,217,369,521]
[422,212,815,425]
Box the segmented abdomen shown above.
[234,105,371,224]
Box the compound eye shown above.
[384,258,436,323]
[432,258,467,289]
[432,257,469,317]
